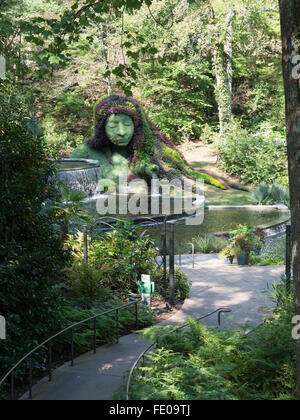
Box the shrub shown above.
[0,78,67,384]
[42,116,84,156]
[152,268,191,301]
[68,222,158,294]
[217,121,287,184]
[64,263,112,308]
[251,182,290,207]
[249,238,286,266]
[126,280,296,400]
[220,225,263,259]
[191,234,227,254]
[54,300,155,355]
[229,224,264,251]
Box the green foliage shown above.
[69,222,158,294]
[41,92,93,155]
[249,238,286,266]
[126,281,296,400]
[218,121,287,185]
[0,78,67,384]
[276,173,289,187]
[42,116,84,156]
[152,268,191,301]
[52,184,90,243]
[251,182,290,208]
[54,298,155,355]
[191,234,227,254]
[140,60,214,145]
[64,263,113,308]
[220,224,263,259]
[229,224,264,250]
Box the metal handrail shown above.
[0,297,142,400]
[185,242,195,268]
[126,307,232,400]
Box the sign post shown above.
[138,275,155,308]
[0,315,6,340]
[0,56,6,79]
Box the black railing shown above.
[126,307,232,400]
[0,298,141,400]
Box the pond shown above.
[142,207,290,253]
[73,206,290,255]
[55,159,99,171]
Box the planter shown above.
[237,254,249,266]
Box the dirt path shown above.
[178,143,248,188]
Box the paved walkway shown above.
[165,254,284,329]
[21,255,284,400]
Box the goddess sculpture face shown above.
[105,113,135,147]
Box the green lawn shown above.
[204,184,253,206]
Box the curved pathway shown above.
[21,255,284,400]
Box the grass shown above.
[203,184,253,206]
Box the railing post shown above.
[28,355,33,400]
[48,341,52,382]
[83,224,88,264]
[218,311,222,331]
[135,301,138,330]
[286,221,292,294]
[192,244,195,269]
[162,217,167,297]
[93,318,97,354]
[115,310,119,344]
[169,221,175,306]
[70,328,74,367]
[10,372,14,401]
[186,242,195,269]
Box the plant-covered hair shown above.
[87,95,144,161]
[87,94,244,190]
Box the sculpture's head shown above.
[87,94,145,157]
[105,113,134,147]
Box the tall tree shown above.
[210,0,234,136]
[278,0,300,400]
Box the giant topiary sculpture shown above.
[71,94,241,191]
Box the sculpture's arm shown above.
[70,143,90,159]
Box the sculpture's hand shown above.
[131,162,159,179]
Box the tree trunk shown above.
[210,2,234,137]
[101,18,112,96]
[224,1,234,122]
[213,44,227,136]
[279,0,300,400]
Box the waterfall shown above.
[57,160,100,196]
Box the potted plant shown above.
[233,235,251,265]
[251,227,264,254]
[220,244,235,264]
